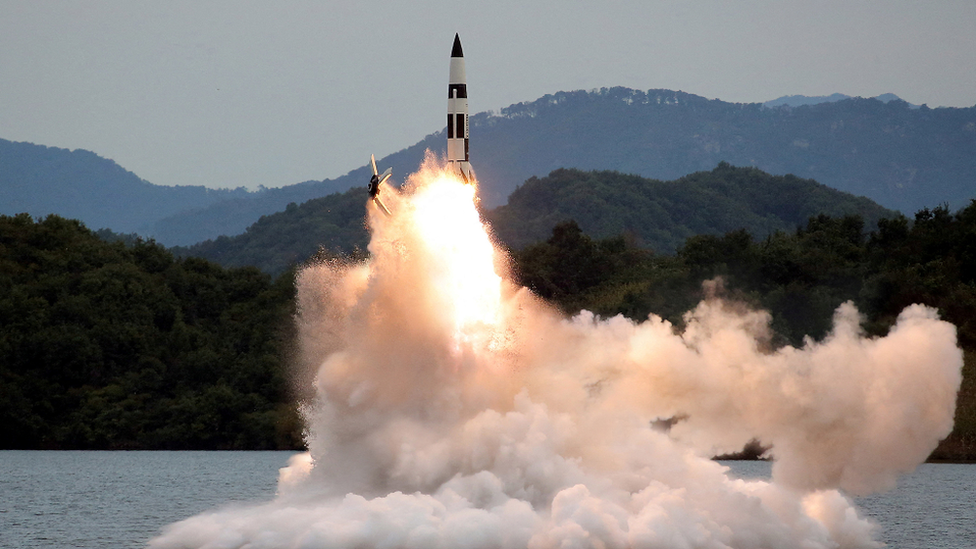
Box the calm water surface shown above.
[0,451,295,548]
[1,452,973,548]
[724,460,976,549]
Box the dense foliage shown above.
[513,204,976,460]
[0,214,301,449]
[487,164,894,252]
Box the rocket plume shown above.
[150,156,963,549]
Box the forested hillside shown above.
[177,187,371,275]
[486,164,894,252]
[183,164,895,275]
[0,214,301,449]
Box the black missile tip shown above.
[452,33,464,58]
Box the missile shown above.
[447,33,472,183]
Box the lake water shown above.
[1,452,972,548]
[725,461,976,549]
[0,451,292,549]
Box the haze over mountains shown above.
[2,88,974,246]
[762,92,916,109]
[0,139,251,235]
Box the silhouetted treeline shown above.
[0,214,301,449]
[513,204,976,460]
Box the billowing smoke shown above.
[150,158,963,549]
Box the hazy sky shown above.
[3,1,974,190]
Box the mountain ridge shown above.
[180,163,898,275]
[0,138,252,235]
[3,88,974,245]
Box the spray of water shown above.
[150,156,963,549]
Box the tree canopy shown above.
[0,214,301,449]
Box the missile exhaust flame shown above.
[150,154,963,549]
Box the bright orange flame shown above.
[408,170,503,347]
[363,156,508,356]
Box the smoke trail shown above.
[150,157,962,549]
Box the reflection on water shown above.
[722,460,976,549]
[0,452,971,549]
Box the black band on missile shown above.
[456,113,465,137]
[448,84,467,99]
[447,114,454,138]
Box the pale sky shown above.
[2,1,974,191]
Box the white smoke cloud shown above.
[149,159,963,549]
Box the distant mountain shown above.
[171,88,971,244]
[183,164,897,274]
[466,88,975,215]
[0,138,374,246]
[762,93,917,108]
[0,139,250,235]
[5,88,974,246]
[308,88,971,216]
[147,177,356,245]
[763,93,854,108]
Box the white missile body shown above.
[447,33,472,183]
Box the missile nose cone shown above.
[452,33,464,58]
